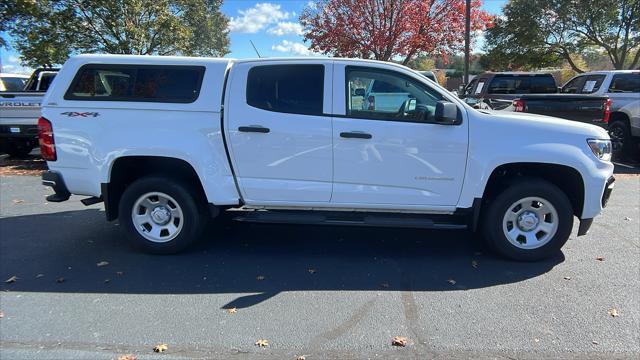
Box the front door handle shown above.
[340,131,372,139]
[238,125,270,133]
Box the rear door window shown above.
[65,65,205,103]
[246,64,324,115]
[608,73,640,93]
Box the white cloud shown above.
[228,3,289,33]
[1,55,32,74]
[271,40,315,56]
[267,22,303,36]
[8,56,20,63]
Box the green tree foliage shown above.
[6,0,230,67]
[482,0,640,71]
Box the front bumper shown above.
[602,176,615,208]
[42,170,71,202]
[577,176,615,237]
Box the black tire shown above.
[482,179,573,261]
[6,142,33,158]
[118,176,207,254]
[608,120,631,160]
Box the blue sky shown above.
[1,0,507,73]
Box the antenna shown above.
[249,40,262,58]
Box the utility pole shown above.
[464,0,471,86]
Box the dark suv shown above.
[460,72,558,110]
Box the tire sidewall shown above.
[119,177,205,254]
[483,180,574,261]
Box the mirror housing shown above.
[434,101,459,125]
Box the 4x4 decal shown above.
[61,111,100,117]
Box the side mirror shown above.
[354,88,365,97]
[434,101,459,125]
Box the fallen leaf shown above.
[227,307,237,314]
[56,277,65,283]
[592,340,599,345]
[256,275,265,281]
[608,308,619,317]
[12,199,24,204]
[116,271,124,276]
[296,356,306,360]
[255,339,269,347]
[153,344,168,353]
[624,217,632,221]
[117,355,137,360]
[308,268,317,274]
[596,256,604,261]
[35,274,44,278]
[447,279,456,285]
[380,282,390,288]
[563,276,571,280]
[5,276,18,283]
[534,338,540,343]
[96,261,109,267]
[392,336,408,347]
[471,260,478,268]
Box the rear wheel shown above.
[119,176,207,254]
[482,179,573,261]
[609,120,631,160]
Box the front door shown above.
[331,64,468,207]
[225,61,333,203]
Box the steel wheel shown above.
[502,196,559,250]
[131,192,184,243]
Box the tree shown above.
[482,0,640,72]
[7,0,230,67]
[300,0,493,65]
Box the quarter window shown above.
[346,67,443,122]
[65,65,205,103]
[246,65,324,115]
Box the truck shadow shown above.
[0,209,564,308]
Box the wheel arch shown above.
[481,162,585,219]
[103,156,210,221]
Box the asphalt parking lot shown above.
[0,169,639,359]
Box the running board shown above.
[231,210,468,230]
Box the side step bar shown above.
[232,210,468,230]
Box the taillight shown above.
[513,99,525,112]
[603,98,612,123]
[38,117,56,161]
[368,95,375,110]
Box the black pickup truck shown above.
[458,72,610,126]
[506,94,611,127]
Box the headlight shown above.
[587,139,612,161]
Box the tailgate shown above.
[0,92,44,125]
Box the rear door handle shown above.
[238,125,270,133]
[340,131,372,139]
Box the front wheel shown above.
[482,179,573,261]
[119,177,207,254]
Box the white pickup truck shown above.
[1,68,59,157]
[39,54,615,261]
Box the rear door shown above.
[331,63,468,208]
[225,61,334,203]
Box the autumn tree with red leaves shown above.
[300,0,493,64]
